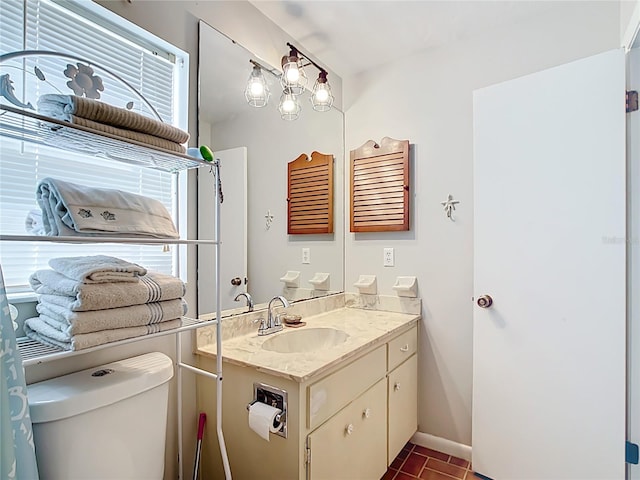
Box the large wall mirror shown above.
[197,21,345,312]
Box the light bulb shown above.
[282,98,296,112]
[286,65,300,83]
[314,87,329,103]
[250,80,264,96]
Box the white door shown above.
[473,49,626,479]
[198,146,247,314]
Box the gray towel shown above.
[30,269,186,311]
[36,177,179,239]
[24,316,182,351]
[48,255,147,284]
[35,298,187,335]
[37,93,190,144]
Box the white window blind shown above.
[0,0,188,290]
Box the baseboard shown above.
[410,431,472,462]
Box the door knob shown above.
[231,277,242,286]
[477,295,493,308]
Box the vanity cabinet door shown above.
[388,354,418,463]
[307,378,387,480]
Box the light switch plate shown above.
[302,248,311,264]
[383,247,394,267]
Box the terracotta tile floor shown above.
[381,443,476,480]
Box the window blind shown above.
[0,0,187,290]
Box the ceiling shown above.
[249,1,579,78]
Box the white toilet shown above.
[28,352,174,480]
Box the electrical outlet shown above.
[383,247,394,267]
[302,248,311,264]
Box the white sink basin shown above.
[261,327,349,354]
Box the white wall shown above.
[343,1,620,446]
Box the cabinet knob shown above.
[400,344,409,352]
[345,424,354,435]
[231,277,242,286]
[394,382,401,392]
[363,408,371,419]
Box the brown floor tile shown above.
[391,456,405,470]
[395,472,418,480]
[425,458,466,479]
[397,448,411,460]
[413,445,450,462]
[464,471,478,480]
[449,456,470,469]
[400,452,428,476]
[382,468,398,480]
[420,468,459,480]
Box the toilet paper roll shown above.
[248,402,282,441]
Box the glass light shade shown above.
[278,90,301,121]
[311,74,334,112]
[280,54,307,95]
[244,65,270,108]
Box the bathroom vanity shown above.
[196,294,419,480]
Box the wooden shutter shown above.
[350,137,410,232]
[287,151,334,234]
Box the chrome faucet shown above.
[234,292,254,312]
[257,295,290,336]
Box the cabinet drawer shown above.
[388,325,417,371]
[388,354,418,463]
[307,378,387,480]
[308,345,385,429]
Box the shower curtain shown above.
[0,264,39,479]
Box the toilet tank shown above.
[28,352,174,480]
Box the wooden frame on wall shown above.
[350,137,410,232]
[287,151,334,234]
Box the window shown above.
[0,0,189,291]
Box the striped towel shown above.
[30,269,186,311]
[24,316,182,351]
[34,298,187,335]
[37,94,189,144]
[48,255,147,283]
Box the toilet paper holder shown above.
[247,382,288,438]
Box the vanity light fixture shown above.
[278,87,301,121]
[245,59,270,108]
[280,45,308,95]
[278,42,334,120]
[311,70,334,112]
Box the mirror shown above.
[197,21,345,310]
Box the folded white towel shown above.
[37,94,190,144]
[24,316,182,351]
[36,177,179,238]
[48,255,146,284]
[25,208,45,235]
[36,298,187,335]
[30,269,186,311]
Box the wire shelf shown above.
[0,234,218,245]
[19,316,217,366]
[0,104,209,173]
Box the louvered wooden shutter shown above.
[287,151,334,234]
[350,137,410,232]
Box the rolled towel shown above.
[35,298,187,335]
[37,94,189,144]
[25,208,45,235]
[30,269,185,311]
[24,316,182,351]
[36,177,179,238]
[48,255,146,283]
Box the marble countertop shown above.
[196,306,419,383]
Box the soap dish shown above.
[284,321,306,328]
[282,314,303,325]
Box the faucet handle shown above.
[274,313,283,327]
[254,316,267,334]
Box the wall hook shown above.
[440,194,460,221]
